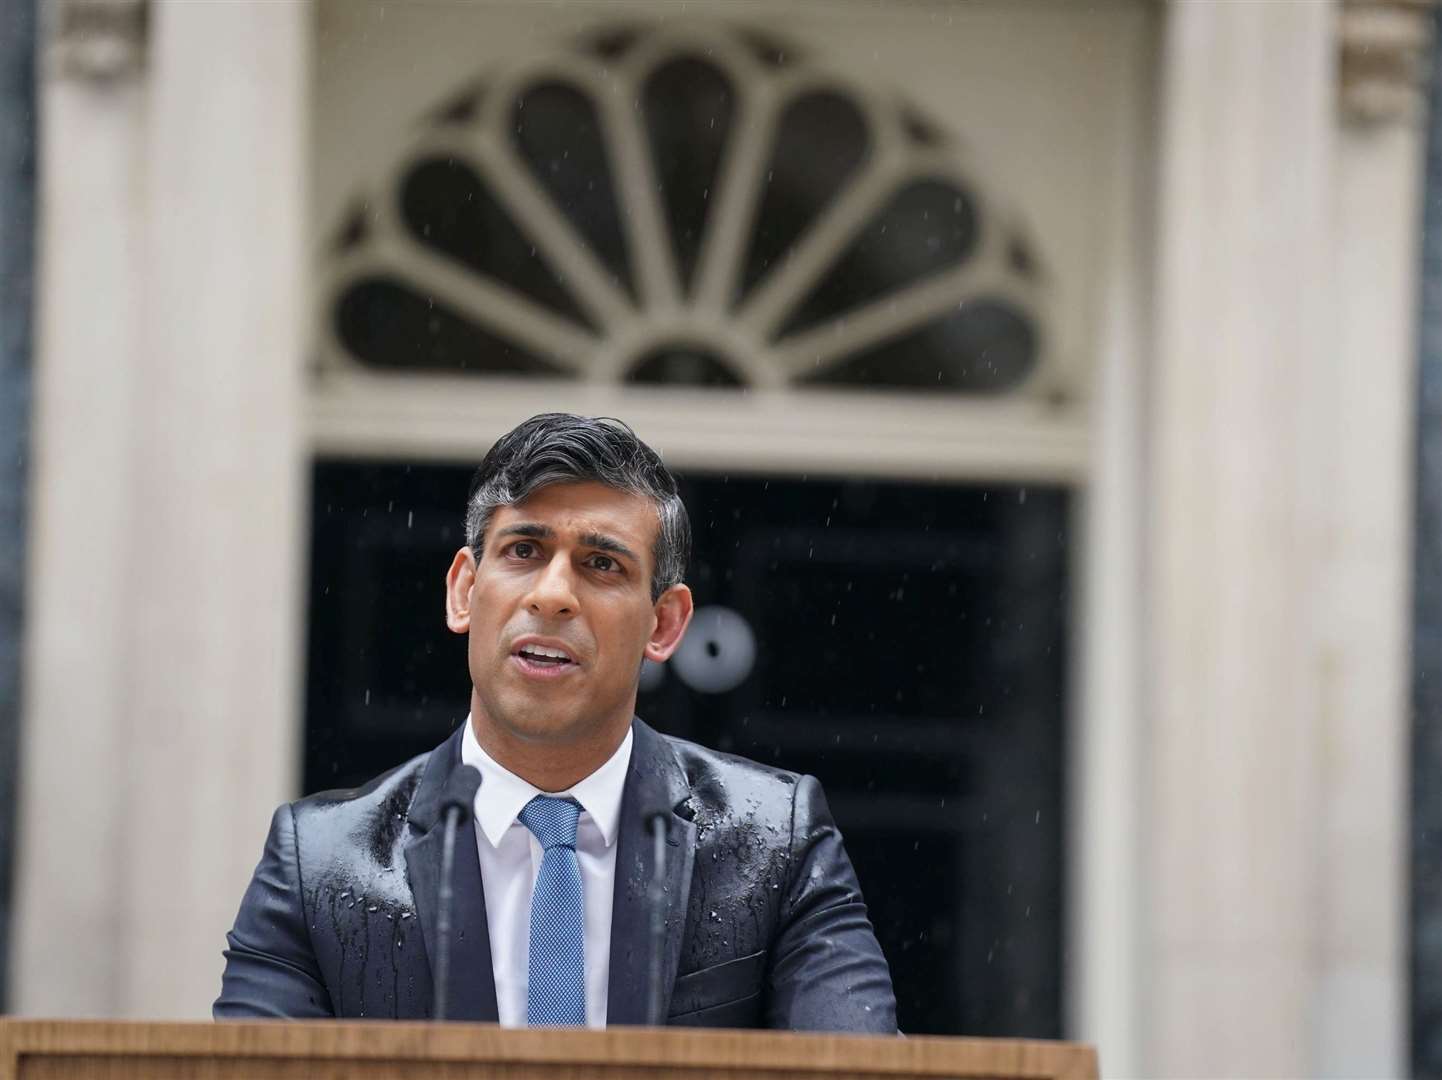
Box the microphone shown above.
[644,806,670,1027]
[434,764,482,1022]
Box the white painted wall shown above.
[17,38,148,1021]
[1145,2,1425,1074]
[15,0,311,1018]
[1148,7,1337,1073]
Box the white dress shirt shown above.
[460,715,633,1028]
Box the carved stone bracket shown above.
[1340,0,1439,125]
[46,0,148,83]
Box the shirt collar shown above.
[460,715,633,850]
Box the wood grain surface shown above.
[0,1019,1099,1080]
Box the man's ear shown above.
[645,583,694,662]
[445,548,476,634]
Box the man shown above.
[215,414,896,1030]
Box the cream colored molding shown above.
[308,373,1089,482]
[1339,0,1437,125]
[45,0,148,83]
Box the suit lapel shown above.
[607,718,697,1026]
[405,726,500,1023]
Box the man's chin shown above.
[481,693,590,744]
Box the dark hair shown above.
[464,414,690,601]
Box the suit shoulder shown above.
[284,744,439,880]
[290,746,432,821]
[661,733,803,817]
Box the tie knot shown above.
[518,795,581,850]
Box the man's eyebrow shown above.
[494,523,553,542]
[580,532,639,562]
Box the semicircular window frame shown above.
[323,21,1056,399]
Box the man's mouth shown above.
[504,637,576,677]
[515,644,575,667]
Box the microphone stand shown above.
[433,764,482,1022]
[645,810,669,1027]
[434,804,461,1021]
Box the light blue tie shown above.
[518,795,586,1026]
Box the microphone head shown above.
[439,764,482,814]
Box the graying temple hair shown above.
[464,414,690,601]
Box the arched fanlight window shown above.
[325,22,1051,396]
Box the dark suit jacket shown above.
[214,718,897,1031]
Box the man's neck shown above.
[470,701,633,793]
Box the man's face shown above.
[445,481,692,749]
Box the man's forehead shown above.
[492,482,656,543]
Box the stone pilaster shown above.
[14,0,311,1018]
[1147,4,1336,1075]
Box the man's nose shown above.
[524,553,580,617]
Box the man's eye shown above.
[512,541,536,559]
[589,554,616,572]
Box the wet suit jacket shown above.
[214,717,897,1030]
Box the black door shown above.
[306,461,1068,1037]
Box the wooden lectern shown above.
[0,1019,1098,1079]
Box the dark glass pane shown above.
[775,179,978,340]
[802,299,1037,393]
[626,344,743,387]
[512,80,634,298]
[399,156,594,330]
[306,466,1067,1039]
[738,91,869,302]
[643,55,734,292]
[335,277,565,376]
